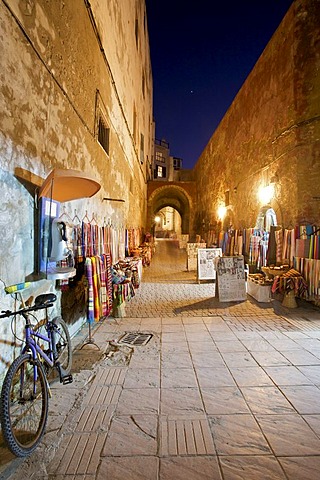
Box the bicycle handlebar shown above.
[0,302,54,319]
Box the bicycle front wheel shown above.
[0,353,49,457]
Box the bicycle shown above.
[0,282,73,457]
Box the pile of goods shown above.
[248,273,273,286]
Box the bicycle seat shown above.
[34,293,57,306]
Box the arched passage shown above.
[147,184,194,236]
[154,206,182,238]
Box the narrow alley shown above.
[1,239,320,480]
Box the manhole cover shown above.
[118,332,153,346]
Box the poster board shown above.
[216,256,246,302]
[197,248,222,281]
[186,243,206,271]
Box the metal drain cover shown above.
[118,332,153,346]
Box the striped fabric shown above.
[85,258,94,324]
[275,229,283,265]
[99,255,108,317]
[91,256,101,322]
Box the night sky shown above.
[146,1,294,169]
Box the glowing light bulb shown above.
[217,206,227,220]
[258,184,274,204]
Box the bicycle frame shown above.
[23,321,55,369]
[17,312,55,398]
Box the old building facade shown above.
[193,0,320,238]
[0,0,319,382]
[148,2,320,248]
[0,0,153,378]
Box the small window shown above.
[173,158,182,170]
[98,116,110,155]
[156,151,165,163]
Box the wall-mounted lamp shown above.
[154,216,161,223]
[217,205,227,220]
[258,184,274,204]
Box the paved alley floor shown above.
[1,239,320,479]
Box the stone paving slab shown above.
[49,432,107,476]
[159,416,215,456]
[1,240,320,480]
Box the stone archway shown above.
[147,183,194,236]
[255,206,278,231]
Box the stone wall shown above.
[0,0,152,378]
[193,0,320,234]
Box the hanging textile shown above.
[85,254,113,322]
[282,229,295,266]
[275,229,283,265]
[99,256,108,317]
[267,225,281,265]
[113,282,135,307]
[74,224,84,264]
[101,253,113,317]
[91,256,101,321]
[271,268,308,298]
[85,257,94,324]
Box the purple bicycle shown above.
[0,283,72,457]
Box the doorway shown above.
[154,207,182,239]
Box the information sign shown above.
[197,248,222,281]
[216,256,246,302]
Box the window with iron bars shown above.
[98,116,110,155]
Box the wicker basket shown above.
[282,290,298,308]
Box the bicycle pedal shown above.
[61,374,73,385]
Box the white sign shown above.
[186,243,206,271]
[197,248,222,280]
[216,256,246,302]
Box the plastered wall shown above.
[193,0,320,235]
[0,0,152,378]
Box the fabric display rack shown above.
[214,228,270,270]
[293,225,320,304]
[85,253,113,323]
[111,256,143,317]
[55,211,147,322]
[206,224,320,305]
[114,258,142,289]
[129,234,153,266]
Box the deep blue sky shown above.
[146,1,294,169]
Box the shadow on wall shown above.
[60,264,87,325]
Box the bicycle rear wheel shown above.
[34,316,72,376]
[0,353,49,457]
[52,316,72,375]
